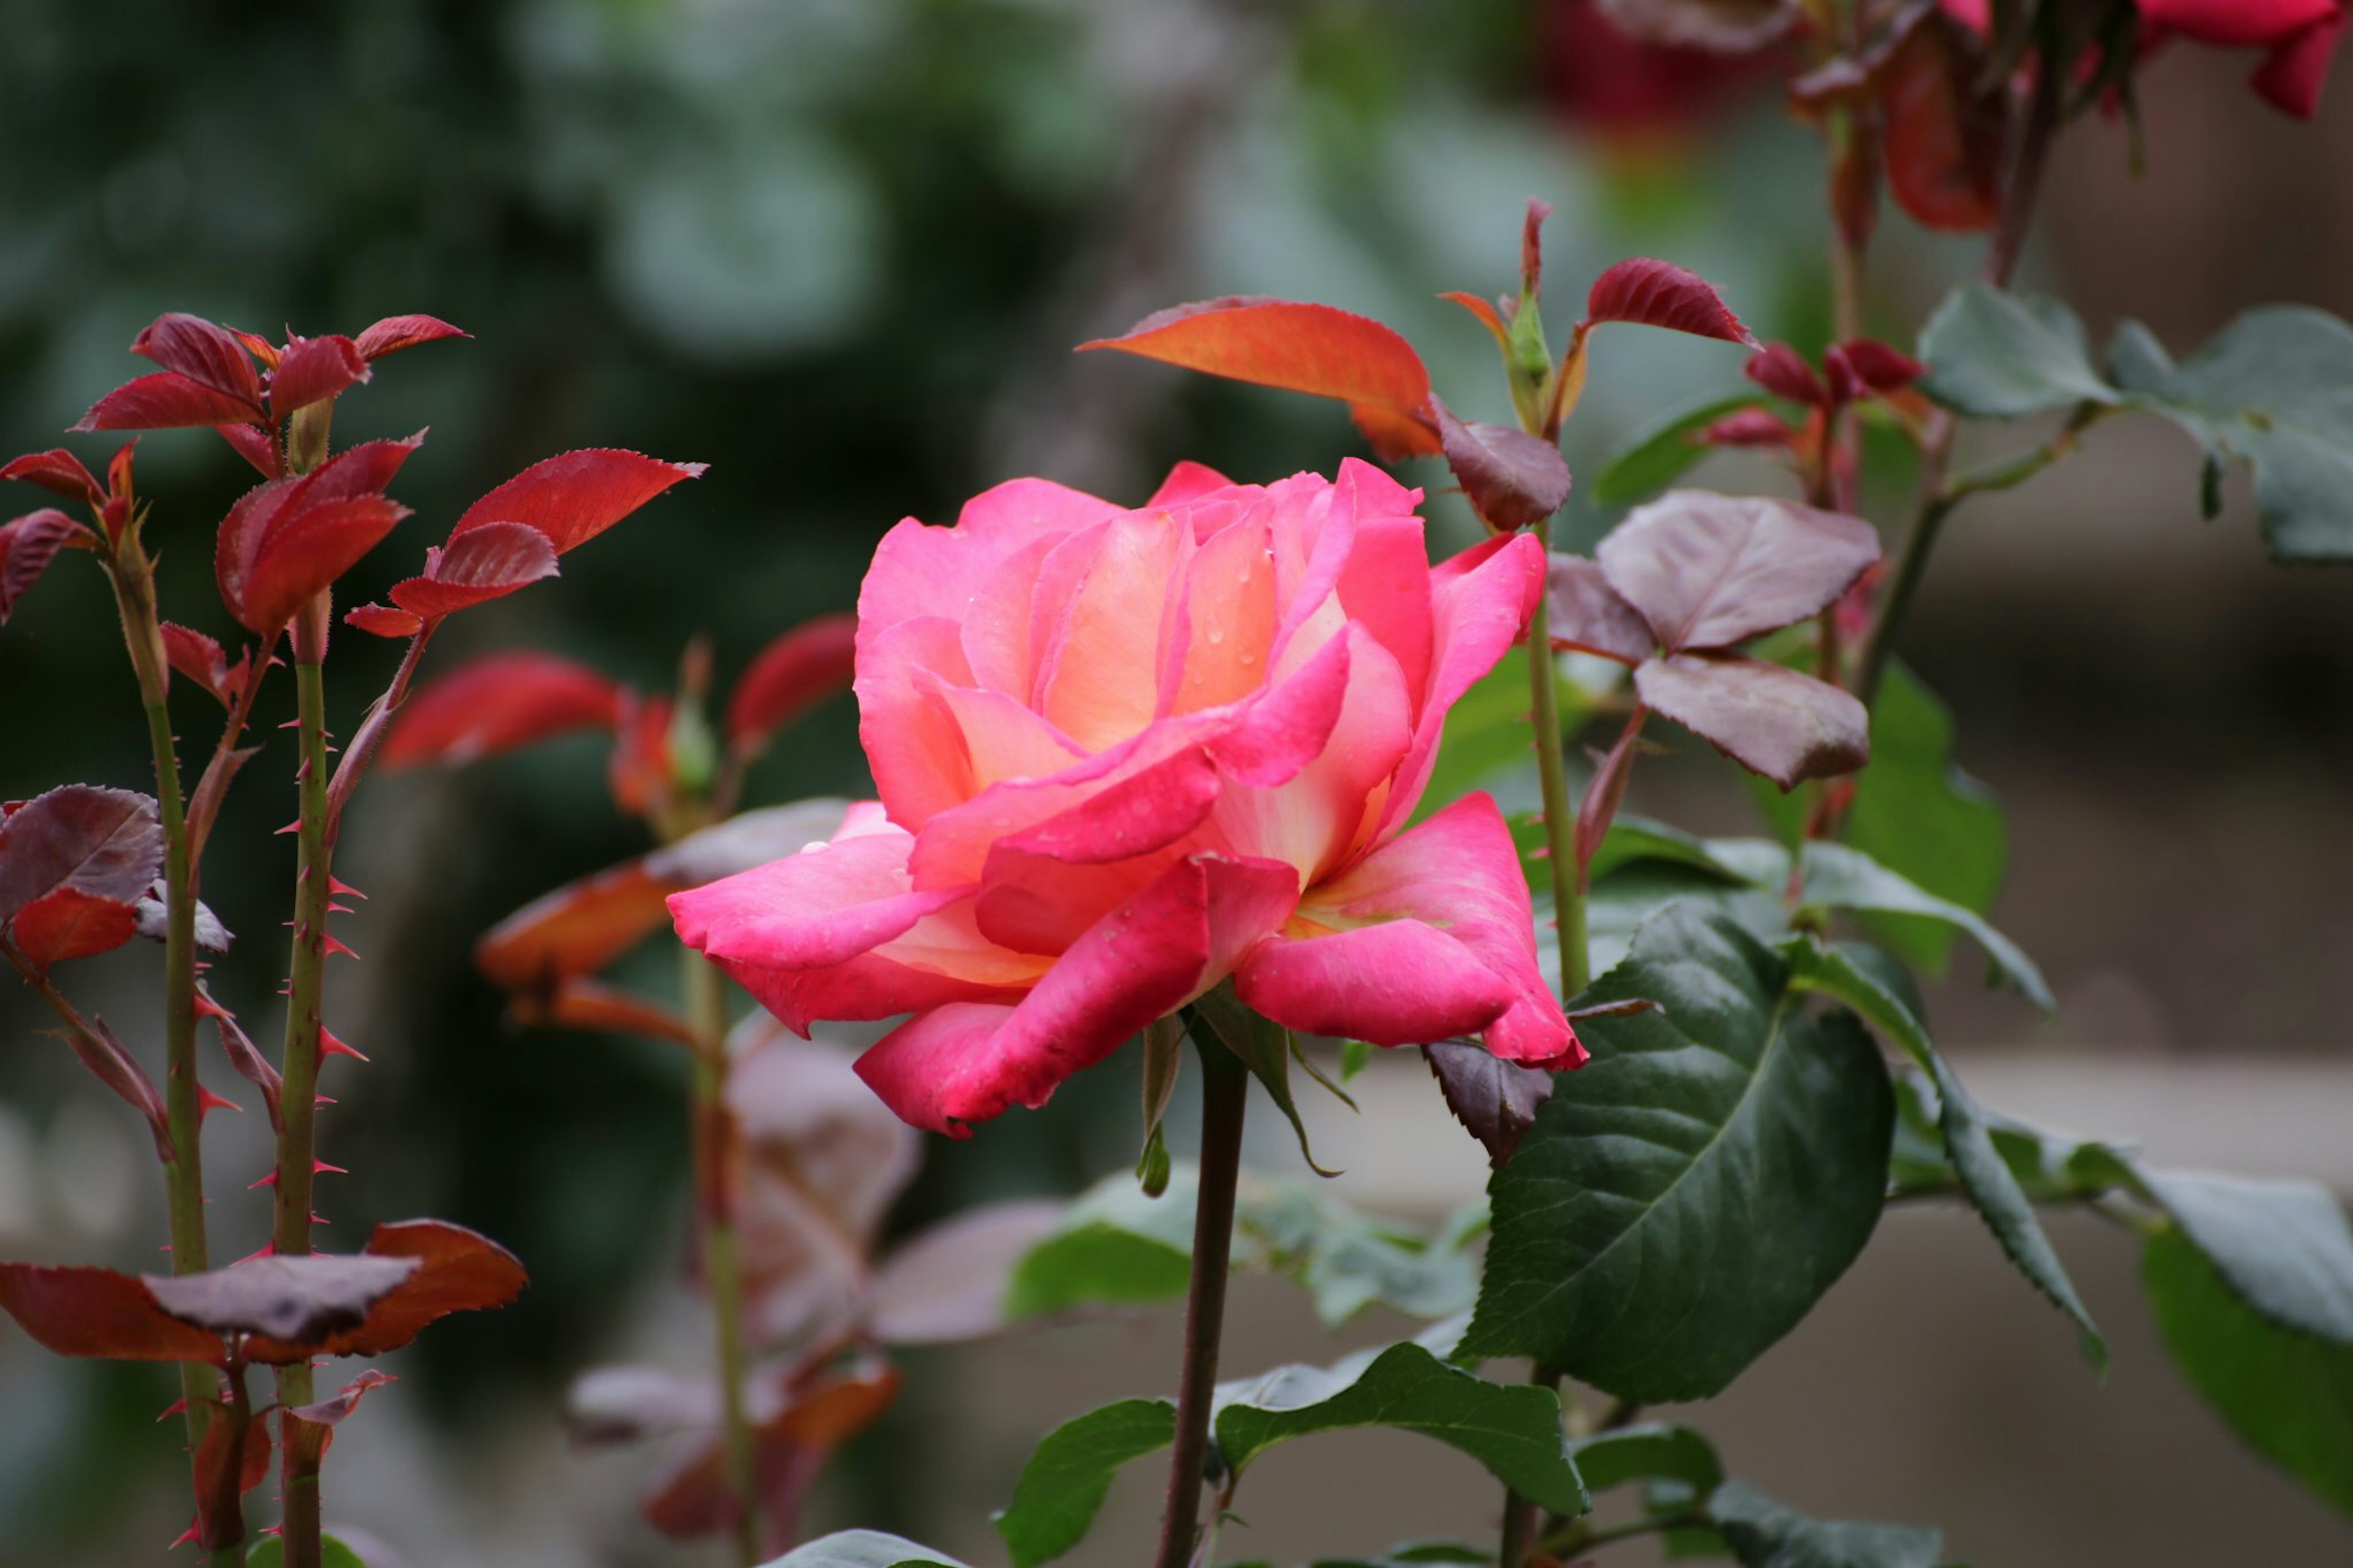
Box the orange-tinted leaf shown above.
[525,977,697,1047]
[1348,400,1446,461]
[476,859,677,991]
[148,1253,419,1344]
[0,449,104,507]
[1441,290,1511,349]
[353,314,469,360]
[346,603,423,638]
[1435,401,1572,532]
[726,613,857,751]
[0,509,87,623]
[300,1219,526,1359]
[1080,297,1441,455]
[1635,651,1870,788]
[161,623,252,708]
[9,885,139,967]
[451,449,707,555]
[1585,258,1757,346]
[388,520,560,621]
[267,335,371,415]
[1882,8,2005,233]
[131,314,264,411]
[0,1263,225,1362]
[0,785,162,932]
[608,691,675,817]
[381,651,621,767]
[76,372,264,433]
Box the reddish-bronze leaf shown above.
[214,421,281,479]
[76,372,265,433]
[387,520,561,621]
[56,1010,170,1153]
[1596,490,1880,652]
[1546,555,1655,664]
[0,785,162,933]
[161,623,252,708]
[148,1253,420,1344]
[1837,337,1924,393]
[1424,1039,1556,1166]
[1635,651,1871,789]
[1745,342,1829,406]
[1584,258,1757,346]
[131,314,265,411]
[642,1360,903,1543]
[346,603,424,638]
[297,1219,526,1359]
[726,613,857,751]
[450,449,707,555]
[0,509,88,623]
[0,1263,225,1362]
[189,1392,270,1550]
[200,984,282,1132]
[607,691,676,818]
[1700,408,1797,447]
[521,977,697,1048]
[0,449,104,507]
[476,860,677,991]
[353,314,469,360]
[267,334,371,415]
[9,885,140,967]
[1080,297,1441,456]
[1435,401,1573,532]
[1881,7,2005,233]
[382,651,622,767]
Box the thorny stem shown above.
[682,942,762,1568]
[273,650,335,1568]
[1153,1030,1249,1568]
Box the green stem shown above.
[1153,1031,1249,1568]
[682,943,761,1568]
[273,652,334,1568]
[1522,521,1586,998]
[1540,1510,1705,1559]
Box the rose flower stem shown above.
[681,942,762,1568]
[102,532,226,1550]
[1153,1028,1249,1568]
[1521,518,1588,1001]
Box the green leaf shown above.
[1246,1185,1482,1327]
[1568,1422,1724,1494]
[2136,1170,2353,1345]
[1593,390,1766,504]
[1463,905,1894,1400]
[1917,284,2117,418]
[2143,1225,2353,1518]
[1191,985,1334,1175]
[1213,1330,1588,1517]
[246,1540,368,1568]
[1788,841,2048,1009]
[1707,1481,1943,1568]
[1779,937,2103,1369]
[765,1531,972,1567]
[1004,1174,1196,1321]
[1308,1545,1487,1568]
[2110,306,2353,559]
[995,1398,1179,1568]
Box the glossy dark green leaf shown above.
[1917,284,2116,418]
[1780,937,2102,1369]
[995,1398,1179,1568]
[1707,1481,1943,1568]
[1594,390,1767,504]
[765,1531,972,1568]
[1464,906,1894,1399]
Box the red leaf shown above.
[1434,401,1573,532]
[200,985,282,1133]
[0,1264,225,1362]
[131,314,264,411]
[1546,555,1655,664]
[148,1253,420,1344]
[267,335,371,415]
[1836,338,1924,393]
[1745,342,1829,406]
[76,372,265,433]
[268,1219,526,1360]
[161,623,252,708]
[0,449,104,507]
[387,520,560,621]
[451,449,707,555]
[1635,651,1870,789]
[726,613,857,750]
[190,1395,270,1550]
[58,1010,170,1152]
[0,785,162,933]
[346,603,424,638]
[1440,290,1510,349]
[608,692,675,817]
[475,859,678,990]
[353,314,469,360]
[1079,297,1442,456]
[0,509,88,623]
[214,436,423,634]
[9,885,139,967]
[1881,9,2006,233]
[381,651,623,767]
[1349,401,1446,463]
[1595,490,1880,652]
[1584,258,1757,346]
[1700,407,1798,448]
[214,422,281,479]
[1521,196,1552,300]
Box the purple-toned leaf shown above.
[0,449,104,506]
[0,785,162,932]
[1546,555,1654,664]
[352,314,469,360]
[0,509,87,623]
[1079,297,1442,456]
[1575,706,1647,879]
[267,335,371,415]
[131,314,264,411]
[146,1253,420,1344]
[1594,0,1802,52]
[1585,258,1757,346]
[450,449,707,555]
[726,613,859,751]
[387,520,561,621]
[1424,1039,1555,1166]
[1596,490,1880,652]
[0,1263,225,1362]
[382,651,623,767]
[1745,343,1829,406]
[76,372,265,433]
[1435,402,1573,532]
[567,1365,717,1447]
[1635,651,1871,789]
[867,1200,1064,1344]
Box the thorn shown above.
[158,1397,188,1422]
[315,1093,336,1106]
[319,1029,367,1062]
[294,759,311,782]
[310,1211,328,1225]
[322,935,359,961]
[329,877,366,900]
[326,903,356,915]
[236,1241,276,1263]
[169,1521,199,1551]
[278,982,294,996]
[278,718,303,730]
[314,1160,346,1176]
[249,1171,278,1189]
[275,819,300,835]
[197,1085,241,1117]
[1528,845,1552,860]
[193,992,230,1020]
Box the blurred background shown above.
[1,0,2349,1563]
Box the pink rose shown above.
[2139,0,2345,118]
[670,460,1583,1135]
